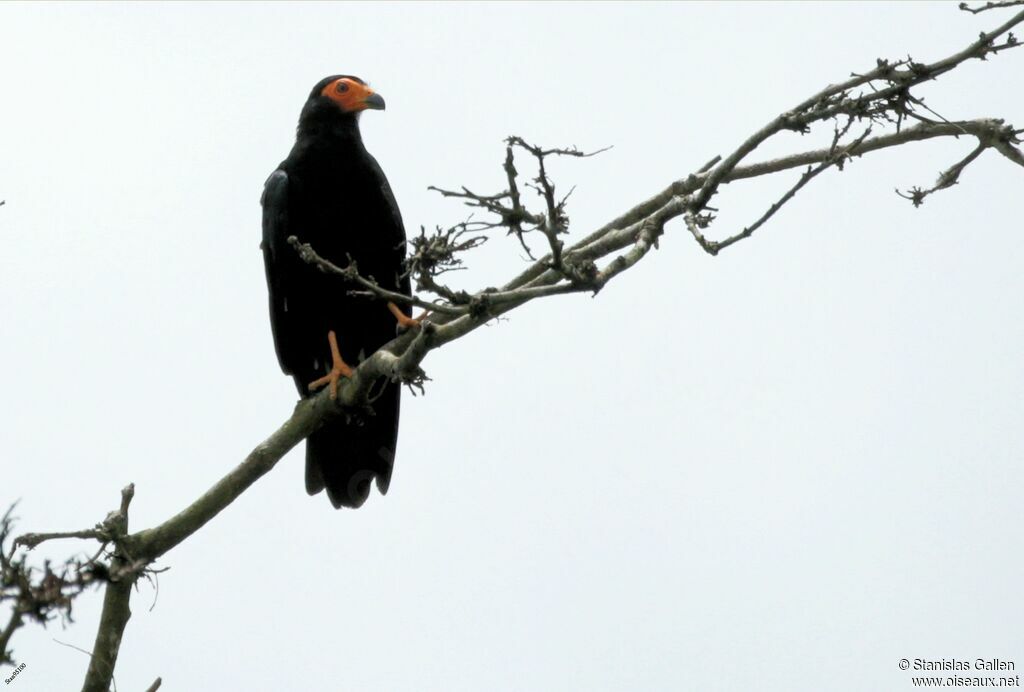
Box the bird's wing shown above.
[260,168,299,375]
[364,153,413,304]
[370,156,405,236]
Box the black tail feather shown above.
[304,384,400,509]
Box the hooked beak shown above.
[362,92,386,111]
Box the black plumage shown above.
[261,75,410,508]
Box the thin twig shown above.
[287,236,463,316]
[959,0,1024,14]
[711,126,874,252]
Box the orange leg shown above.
[307,330,353,400]
[387,301,427,329]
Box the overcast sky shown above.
[2,3,1022,691]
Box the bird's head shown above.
[298,75,385,137]
[310,75,386,113]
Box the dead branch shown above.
[960,0,1024,15]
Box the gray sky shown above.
[2,2,1022,691]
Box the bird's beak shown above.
[362,92,386,111]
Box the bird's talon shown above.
[388,301,425,329]
[307,330,353,399]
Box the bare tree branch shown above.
[287,236,465,316]
[14,529,107,550]
[896,141,989,207]
[0,503,120,670]
[960,0,1024,15]
[79,485,139,692]
[711,124,875,253]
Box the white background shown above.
[1,3,1022,690]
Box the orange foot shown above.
[308,330,353,399]
[387,301,428,330]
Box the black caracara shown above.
[261,75,415,508]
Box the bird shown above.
[260,75,415,508]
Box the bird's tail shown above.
[304,383,400,509]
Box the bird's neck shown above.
[296,102,365,147]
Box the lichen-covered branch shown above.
[0,493,135,675]
[710,124,875,253]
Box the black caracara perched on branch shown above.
[261,75,416,508]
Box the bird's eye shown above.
[336,81,349,93]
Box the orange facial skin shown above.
[320,77,385,113]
